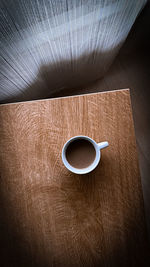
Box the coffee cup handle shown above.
[97,141,109,150]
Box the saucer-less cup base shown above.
[62,136,108,174]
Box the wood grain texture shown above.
[0,89,149,267]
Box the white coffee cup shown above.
[62,135,108,174]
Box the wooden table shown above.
[0,89,149,266]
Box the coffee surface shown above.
[66,139,96,169]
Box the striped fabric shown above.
[0,0,147,102]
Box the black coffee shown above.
[66,139,96,169]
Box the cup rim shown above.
[62,135,101,174]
